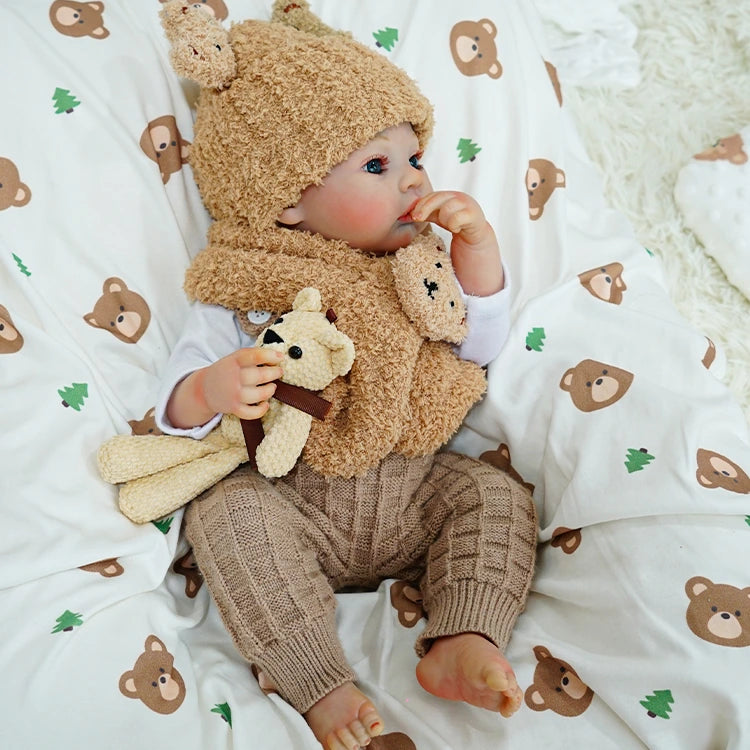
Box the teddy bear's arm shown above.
[395,341,486,457]
[256,401,312,478]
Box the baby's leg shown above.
[185,466,383,748]
[414,453,537,715]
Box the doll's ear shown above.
[160,1,237,89]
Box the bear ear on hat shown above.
[160,0,237,88]
[271,0,351,39]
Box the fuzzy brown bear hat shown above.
[161,0,434,230]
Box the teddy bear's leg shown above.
[413,452,538,656]
[183,465,356,714]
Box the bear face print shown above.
[685,576,750,647]
[527,159,565,220]
[560,359,633,412]
[449,19,502,79]
[578,263,627,304]
[0,158,31,210]
[128,407,163,436]
[390,580,425,628]
[693,133,748,165]
[172,550,203,598]
[369,732,417,750]
[139,116,190,184]
[544,60,562,106]
[84,277,151,344]
[550,527,582,555]
[0,305,24,354]
[525,645,594,716]
[119,635,186,713]
[695,449,750,494]
[79,557,124,577]
[49,1,110,39]
[479,442,535,494]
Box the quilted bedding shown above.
[1,2,748,749]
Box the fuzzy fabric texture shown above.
[154,0,486,477]
[564,0,750,419]
[165,0,434,231]
[185,225,486,478]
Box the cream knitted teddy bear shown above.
[253,287,355,477]
[98,288,354,522]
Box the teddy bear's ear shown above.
[270,0,351,39]
[160,1,237,89]
[319,330,355,378]
[292,287,322,313]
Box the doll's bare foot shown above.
[304,681,384,749]
[415,632,522,717]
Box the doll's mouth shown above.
[398,200,420,222]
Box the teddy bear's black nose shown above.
[263,328,284,345]
[423,278,438,299]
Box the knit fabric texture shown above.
[184,452,537,713]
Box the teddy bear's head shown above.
[159,0,433,231]
[258,288,355,390]
[390,238,467,343]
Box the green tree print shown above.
[640,689,674,719]
[51,610,83,633]
[373,27,398,51]
[12,253,31,277]
[52,87,81,114]
[457,138,481,163]
[624,448,655,473]
[211,702,232,727]
[58,382,88,411]
[525,327,546,352]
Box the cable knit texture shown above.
[185,452,537,713]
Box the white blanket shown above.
[1,2,748,749]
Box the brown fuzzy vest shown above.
[184,222,486,478]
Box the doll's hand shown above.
[197,347,283,420]
[412,191,492,247]
[412,191,503,297]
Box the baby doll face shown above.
[278,122,432,253]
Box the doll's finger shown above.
[236,347,284,367]
[240,382,277,405]
[240,364,283,386]
[411,191,457,221]
[234,400,271,421]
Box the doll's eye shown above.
[364,158,387,174]
[409,154,423,170]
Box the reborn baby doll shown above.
[147,3,538,749]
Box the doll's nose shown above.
[400,164,427,193]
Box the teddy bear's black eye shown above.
[450,301,455,307]
[711,606,717,612]
[435,262,442,268]
[289,345,303,359]
[215,44,222,51]
[274,317,284,324]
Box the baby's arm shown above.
[167,346,283,429]
[412,191,503,297]
[155,303,282,434]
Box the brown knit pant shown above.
[184,451,537,714]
